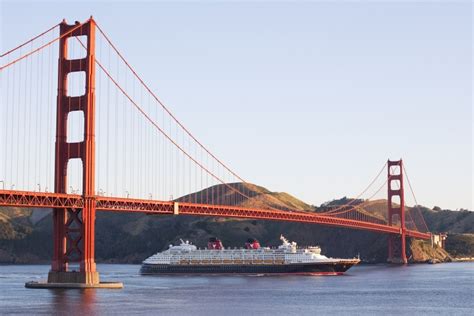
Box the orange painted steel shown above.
[0,190,83,208]
[0,22,85,71]
[52,18,97,278]
[387,160,407,263]
[0,22,59,58]
[0,189,431,240]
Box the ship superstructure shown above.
[141,236,360,275]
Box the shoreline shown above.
[450,257,474,262]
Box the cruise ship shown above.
[140,236,360,275]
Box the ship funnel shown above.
[207,237,223,250]
[245,238,261,249]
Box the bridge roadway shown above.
[0,189,431,240]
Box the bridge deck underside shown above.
[0,190,430,239]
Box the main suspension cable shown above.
[324,176,390,217]
[94,22,247,184]
[0,23,59,58]
[322,161,387,214]
[0,21,85,71]
[403,164,429,232]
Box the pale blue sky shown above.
[1,1,472,210]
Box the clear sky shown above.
[1,0,472,210]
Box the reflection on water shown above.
[0,263,472,315]
[49,289,97,315]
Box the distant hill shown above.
[319,198,474,233]
[420,207,473,233]
[0,183,472,264]
[177,182,313,211]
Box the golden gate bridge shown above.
[0,17,435,288]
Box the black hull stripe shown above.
[140,262,357,274]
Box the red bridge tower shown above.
[48,18,99,285]
[387,159,408,264]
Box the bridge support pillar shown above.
[387,160,408,264]
[25,17,121,289]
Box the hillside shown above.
[177,182,313,211]
[0,183,472,264]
